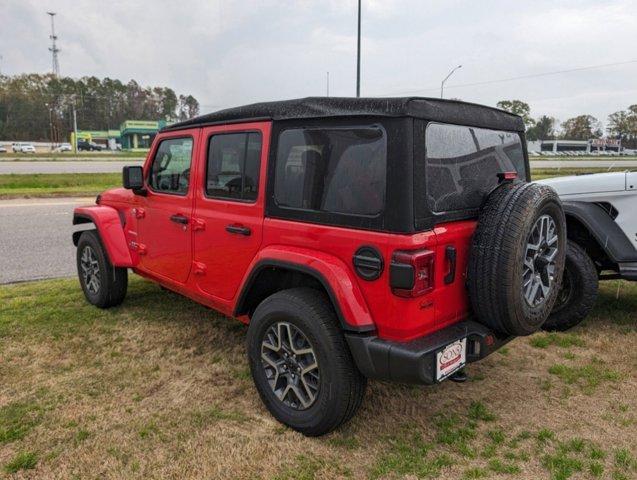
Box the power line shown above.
[377,60,637,97]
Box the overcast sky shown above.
[2,0,636,127]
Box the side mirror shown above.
[123,166,145,193]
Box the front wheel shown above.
[76,230,128,308]
[543,240,598,331]
[246,288,366,436]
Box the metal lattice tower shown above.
[47,12,60,76]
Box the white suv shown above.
[12,143,36,153]
[537,172,637,329]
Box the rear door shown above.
[421,122,528,328]
[191,122,270,300]
[137,130,199,283]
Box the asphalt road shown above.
[0,197,94,284]
[0,160,143,174]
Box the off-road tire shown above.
[246,287,366,436]
[543,240,598,331]
[76,230,128,308]
[467,182,566,336]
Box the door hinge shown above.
[132,208,145,219]
[129,241,147,255]
[192,218,206,232]
[193,261,207,275]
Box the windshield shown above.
[424,122,526,213]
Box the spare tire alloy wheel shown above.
[261,321,320,410]
[80,245,101,294]
[523,214,559,307]
[467,182,566,336]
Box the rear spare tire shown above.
[467,182,566,336]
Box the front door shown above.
[137,131,199,284]
[192,122,270,301]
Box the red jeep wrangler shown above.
[73,97,566,436]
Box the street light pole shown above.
[440,65,462,99]
[356,0,361,97]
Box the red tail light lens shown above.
[390,249,435,297]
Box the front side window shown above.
[424,123,525,213]
[148,137,193,195]
[274,127,386,216]
[206,132,262,201]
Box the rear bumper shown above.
[619,262,637,281]
[345,320,511,385]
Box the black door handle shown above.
[444,245,457,284]
[170,214,189,225]
[226,224,251,236]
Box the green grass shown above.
[0,166,631,199]
[0,276,634,478]
[548,358,620,393]
[3,451,38,473]
[529,332,586,349]
[370,433,454,479]
[0,173,120,198]
[531,167,632,180]
[0,400,44,444]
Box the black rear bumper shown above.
[345,320,511,385]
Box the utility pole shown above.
[47,12,60,77]
[326,71,330,97]
[440,65,462,99]
[72,106,78,154]
[356,0,361,97]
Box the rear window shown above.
[425,123,525,212]
[274,127,386,216]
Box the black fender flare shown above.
[562,201,637,263]
[233,259,375,333]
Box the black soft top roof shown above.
[164,97,525,133]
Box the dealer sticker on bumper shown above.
[436,338,467,381]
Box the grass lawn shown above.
[0,276,635,479]
[0,167,633,199]
[531,167,632,180]
[0,173,120,198]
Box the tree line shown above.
[0,74,200,141]
[496,99,637,148]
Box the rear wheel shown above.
[76,230,128,308]
[543,240,598,331]
[246,288,366,436]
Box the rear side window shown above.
[148,137,193,195]
[425,123,525,212]
[206,132,262,201]
[274,127,386,216]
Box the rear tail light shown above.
[497,171,518,182]
[390,249,435,297]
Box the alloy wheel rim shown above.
[260,321,320,410]
[80,245,101,294]
[523,214,559,307]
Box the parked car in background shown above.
[77,140,103,151]
[20,143,35,153]
[55,143,73,152]
[0,144,7,153]
[537,171,637,330]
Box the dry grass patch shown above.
[0,277,635,479]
